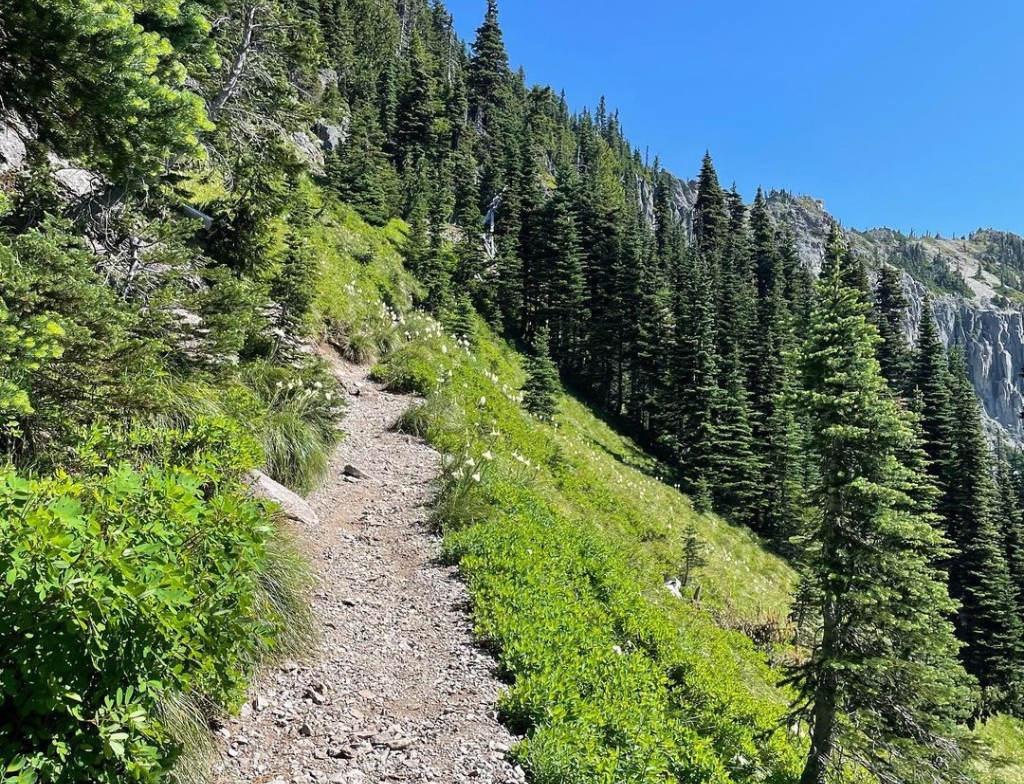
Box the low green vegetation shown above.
[375,314,805,783]
[976,715,1024,783]
[0,421,314,783]
[0,162,415,780]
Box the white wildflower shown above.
[472,473,481,483]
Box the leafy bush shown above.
[0,420,292,783]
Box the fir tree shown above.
[748,189,804,543]
[996,449,1024,641]
[871,265,914,395]
[662,251,722,497]
[467,0,512,133]
[522,325,560,421]
[393,33,435,167]
[327,105,399,225]
[911,297,955,493]
[789,256,971,784]
[680,523,707,587]
[693,152,729,260]
[945,351,1024,710]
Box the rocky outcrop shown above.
[904,282,1024,441]
[757,189,1024,443]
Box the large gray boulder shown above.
[248,471,320,526]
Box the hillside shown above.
[6,0,1024,783]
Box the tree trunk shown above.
[800,601,840,784]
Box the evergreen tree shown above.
[693,152,729,260]
[945,351,1024,710]
[520,183,586,364]
[789,255,971,784]
[327,105,399,225]
[748,189,804,543]
[467,0,512,133]
[680,523,707,587]
[522,325,560,421]
[996,449,1024,639]
[911,298,955,492]
[393,33,435,167]
[871,265,914,394]
[662,251,722,497]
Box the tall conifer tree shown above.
[790,245,970,784]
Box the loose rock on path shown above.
[214,360,523,784]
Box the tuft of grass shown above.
[239,360,343,493]
[256,526,319,662]
[161,692,217,784]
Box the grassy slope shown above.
[976,715,1024,783]
[372,313,803,783]
[330,209,1023,783]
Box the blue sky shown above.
[444,0,1024,236]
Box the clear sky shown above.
[443,0,1024,236]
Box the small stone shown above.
[299,723,313,737]
[343,464,368,479]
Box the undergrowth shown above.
[372,311,806,783]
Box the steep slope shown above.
[370,311,804,782]
[651,174,1024,443]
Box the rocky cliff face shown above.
[762,189,1024,443]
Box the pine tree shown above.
[680,523,707,587]
[871,265,914,395]
[693,152,729,260]
[467,0,512,133]
[522,325,560,421]
[945,351,1024,710]
[748,189,804,543]
[327,105,399,225]
[393,33,434,168]
[662,250,722,497]
[996,449,1024,644]
[911,297,955,487]
[789,257,971,784]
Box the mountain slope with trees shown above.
[3,0,1024,782]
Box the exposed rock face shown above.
[638,173,697,236]
[0,120,27,173]
[905,284,1024,441]
[759,188,1024,443]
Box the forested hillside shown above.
[3,0,1024,782]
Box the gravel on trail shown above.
[213,361,523,784]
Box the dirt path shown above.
[213,362,522,784]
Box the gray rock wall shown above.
[904,276,1024,441]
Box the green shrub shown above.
[0,420,287,783]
